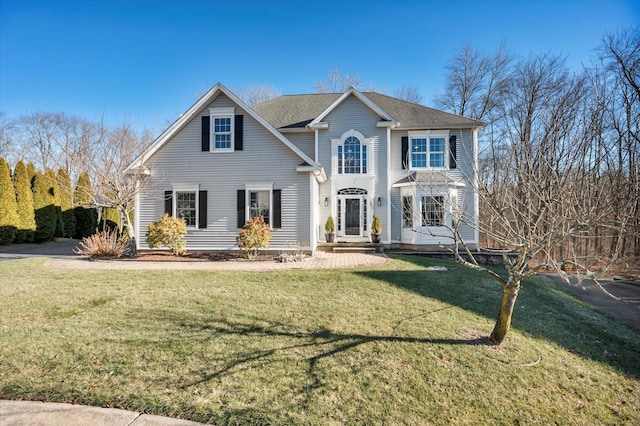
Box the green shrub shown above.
[237,215,272,259]
[32,170,56,242]
[57,168,75,238]
[0,158,18,244]
[146,214,187,256]
[46,169,64,238]
[13,160,36,243]
[371,215,382,234]
[74,228,130,258]
[74,172,97,239]
[325,216,335,233]
[99,207,121,234]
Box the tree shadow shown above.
[359,254,640,379]
[123,308,493,417]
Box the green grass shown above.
[1,255,638,424]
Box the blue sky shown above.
[1,0,638,131]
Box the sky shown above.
[1,0,638,132]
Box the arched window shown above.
[338,136,367,174]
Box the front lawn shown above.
[1,255,638,424]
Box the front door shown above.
[345,198,360,235]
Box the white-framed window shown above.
[171,185,200,228]
[339,136,367,174]
[421,195,445,226]
[244,183,272,227]
[210,107,235,152]
[402,196,413,228]
[332,130,374,175]
[409,131,448,170]
[249,190,270,224]
[176,191,197,226]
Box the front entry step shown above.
[332,246,377,253]
[317,242,384,253]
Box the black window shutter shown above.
[237,190,246,228]
[401,136,409,169]
[449,135,457,169]
[164,191,173,216]
[201,116,210,151]
[198,190,207,229]
[234,115,243,151]
[272,189,281,229]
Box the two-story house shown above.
[127,83,484,254]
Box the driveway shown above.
[0,238,80,260]
[544,274,640,330]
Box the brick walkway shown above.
[45,251,389,271]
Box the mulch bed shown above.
[120,251,277,262]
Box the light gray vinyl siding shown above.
[285,132,315,160]
[388,128,478,244]
[316,94,390,241]
[137,93,311,250]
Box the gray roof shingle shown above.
[251,91,484,130]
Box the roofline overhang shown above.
[296,165,327,183]
[395,123,485,131]
[307,122,329,129]
[376,120,399,128]
[393,180,466,188]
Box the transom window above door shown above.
[332,130,374,176]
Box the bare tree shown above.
[314,67,363,93]
[425,51,636,345]
[56,114,105,183]
[239,84,281,106]
[434,43,512,121]
[19,112,63,170]
[91,120,154,245]
[394,85,424,104]
[0,112,16,164]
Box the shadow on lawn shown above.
[129,309,493,422]
[360,254,640,379]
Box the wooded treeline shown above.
[0,113,151,244]
[433,28,639,267]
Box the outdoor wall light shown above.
[377,196,382,207]
[324,197,329,207]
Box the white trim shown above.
[472,128,480,245]
[331,129,375,176]
[244,182,274,228]
[171,184,200,229]
[310,174,318,255]
[386,126,391,244]
[407,130,450,170]
[209,107,235,153]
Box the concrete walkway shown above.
[0,400,204,426]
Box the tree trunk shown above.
[489,283,521,345]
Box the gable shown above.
[126,83,319,173]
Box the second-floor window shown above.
[333,130,374,176]
[339,136,367,174]
[411,136,445,169]
[209,107,235,152]
[214,117,232,150]
[407,131,449,170]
